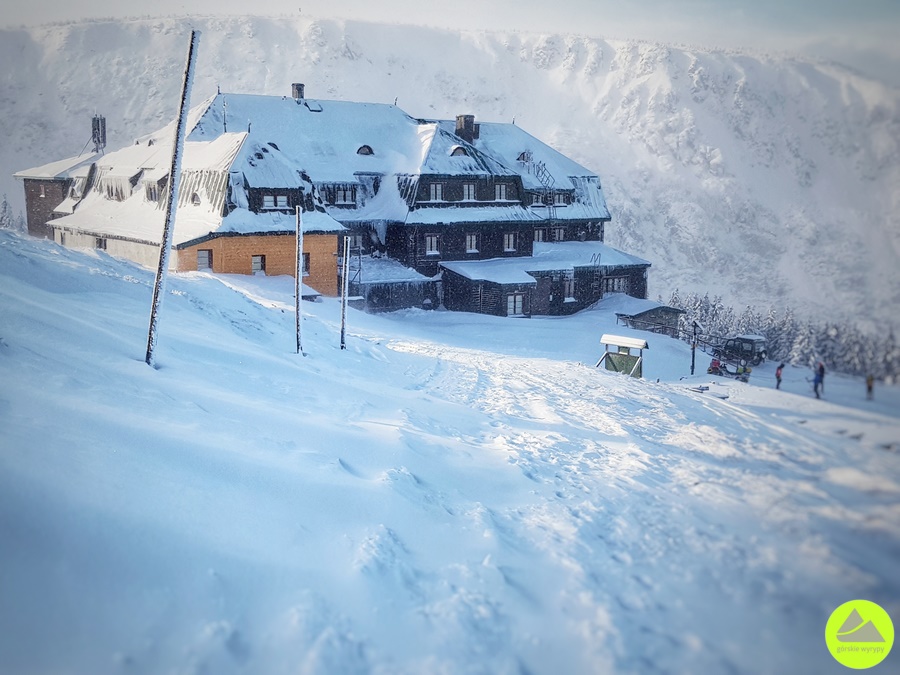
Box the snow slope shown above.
[1,230,898,674]
[2,16,899,326]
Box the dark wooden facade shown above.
[386,220,536,277]
[443,268,535,317]
[444,262,649,317]
[22,178,70,238]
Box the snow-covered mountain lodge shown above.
[15,84,651,316]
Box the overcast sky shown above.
[7,0,900,85]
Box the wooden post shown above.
[340,235,350,350]
[295,205,304,355]
[145,30,200,366]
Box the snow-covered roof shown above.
[215,208,345,237]
[406,204,542,225]
[436,120,595,189]
[531,242,650,269]
[441,242,649,285]
[355,255,433,284]
[188,94,428,182]
[44,91,612,248]
[14,152,100,180]
[599,293,682,317]
[441,258,538,285]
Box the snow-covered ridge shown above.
[2,16,898,324]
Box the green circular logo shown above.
[826,600,894,669]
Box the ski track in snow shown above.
[1,231,899,674]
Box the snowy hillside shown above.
[1,16,898,326]
[2,230,899,674]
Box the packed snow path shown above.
[1,231,898,674]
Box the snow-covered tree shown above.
[789,321,817,367]
[13,211,27,234]
[0,195,14,230]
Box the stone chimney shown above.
[292,83,305,101]
[456,114,479,143]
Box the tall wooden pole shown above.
[146,30,200,366]
[340,235,350,350]
[295,205,304,356]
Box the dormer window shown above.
[450,146,469,157]
[462,183,476,201]
[191,193,201,206]
[357,145,374,156]
[334,187,355,205]
[532,193,543,206]
[554,192,567,206]
[495,183,508,201]
[429,183,443,201]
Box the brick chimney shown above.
[456,114,479,143]
[292,83,305,101]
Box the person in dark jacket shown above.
[775,363,784,390]
[813,368,823,398]
[817,361,826,394]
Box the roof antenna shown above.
[394,97,398,106]
[217,83,220,94]
[247,120,251,133]
[223,97,227,133]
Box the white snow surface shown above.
[1,230,899,674]
[2,16,898,326]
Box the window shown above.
[466,233,479,253]
[564,274,575,300]
[96,237,107,250]
[252,255,266,275]
[429,183,443,201]
[191,192,201,206]
[532,193,543,206]
[335,187,355,205]
[197,249,213,271]
[276,195,289,208]
[554,192,567,205]
[534,228,546,242]
[39,184,46,198]
[59,232,66,246]
[425,234,440,256]
[262,195,275,209]
[603,276,628,294]
[450,146,469,157]
[503,232,516,252]
[357,145,374,155]
[507,293,525,316]
[462,183,476,201]
[495,183,508,200]
[302,252,310,277]
[553,227,566,242]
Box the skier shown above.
[775,363,784,390]
[813,367,823,399]
[817,361,826,394]
[866,374,874,400]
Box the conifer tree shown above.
[0,195,13,230]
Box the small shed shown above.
[615,304,685,338]
[595,334,649,378]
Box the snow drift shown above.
[1,229,899,674]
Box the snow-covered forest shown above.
[2,15,898,328]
